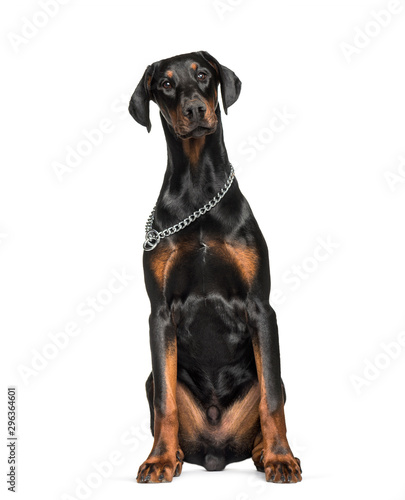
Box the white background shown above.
[2,1,405,499]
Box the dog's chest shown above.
[147,235,259,296]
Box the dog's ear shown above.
[128,64,155,132]
[199,51,241,115]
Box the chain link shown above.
[143,164,235,251]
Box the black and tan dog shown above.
[129,51,302,484]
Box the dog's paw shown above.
[136,449,184,483]
[261,452,302,483]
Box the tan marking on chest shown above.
[212,241,259,286]
[150,239,258,288]
[150,245,178,289]
[150,240,198,289]
[228,244,258,284]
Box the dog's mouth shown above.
[177,124,217,140]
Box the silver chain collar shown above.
[143,164,235,251]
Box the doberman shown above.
[129,51,302,484]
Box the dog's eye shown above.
[197,72,207,81]
[162,81,172,89]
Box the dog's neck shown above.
[155,108,233,227]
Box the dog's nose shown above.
[183,100,206,121]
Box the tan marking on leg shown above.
[251,338,302,482]
[152,344,179,445]
[252,431,264,470]
[177,382,206,452]
[177,381,260,456]
[252,338,287,448]
[137,342,183,483]
[220,382,260,441]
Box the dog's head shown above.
[129,51,241,138]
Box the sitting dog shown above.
[129,51,302,484]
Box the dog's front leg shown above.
[136,306,184,483]
[249,301,302,483]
